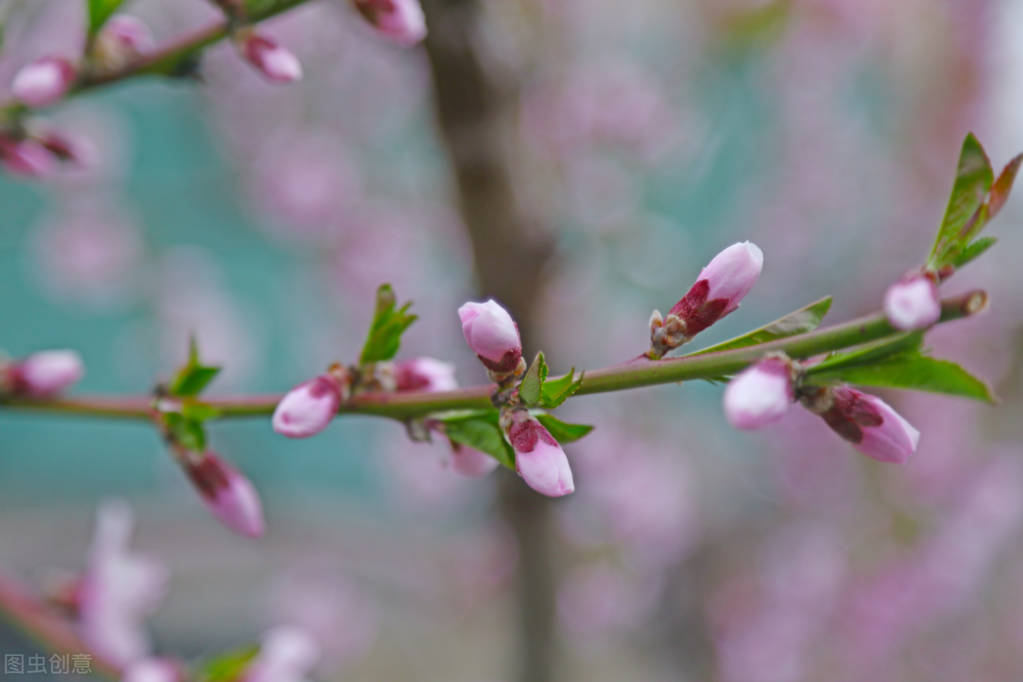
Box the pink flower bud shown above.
[273,375,344,438]
[123,659,183,682]
[817,386,920,463]
[505,411,574,497]
[242,34,303,84]
[245,626,320,682]
[353,0,428,46]
[723,356,793,429]
[669,241,764,337]
[11,56,76,107]
[883,274,941,331]
[449,442,499,478]
[94,15,155,70]
[0,136,57,177]
[183,453,265,538]
[395,357,457,392]
[458,299,523,374]
[9,349,84,396]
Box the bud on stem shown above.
[11,56,76,107]
[723,354,795,429]
[502,408,574,497]
[179,450,265,538]
[800,385,919,463]
[884,271,941,331]
[649,241,763,358]
[458,299,525,382]
[273,369,349,438]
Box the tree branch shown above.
[0,290,986,422]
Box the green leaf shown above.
[519,352,547,406]
[806,332,924,375]
[805,348,995,403]
[197,645,259,682]
[687,296,833,356]
[987,153,1022,219]
[359,284,418,365]
[928,134,994,267]
[540,369,584,408]
[87,0,125,36]
[949,236,997,268]
[439,411,515,470]
[167,336,221,397]
[534,413,594,443]
[164,413,207,452]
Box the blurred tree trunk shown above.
[422,2,559,681]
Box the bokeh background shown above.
[2,0,1023,680]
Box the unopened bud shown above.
[272,373,346,438]
[241,34,303,84]
[7,349,84,397]
[503,409,574,497]
[0,135,57,177]
[665,241,763,341]
[884,273,941,331]
[93,15,155,70]
[805,385,919,463]
[458,299,524,377]
[182,452,265,538]
[723,356,794,429]
[395,357,457,392]
[353,0,428,46]
[11,56,76,107]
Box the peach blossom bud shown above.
[449,442,499,478]
[395,357,457,392]
[272,374,345,438]
[817,386,920,463]
[458,299,523,374]
[505,410,574,497]
[245,625,320,682]
[669,241,764,337]
[183,453,265,538]
[94,15,155,70]
[0,136,57,177]
[353,0,428,46]
[11,56,76,107]
[884,274,941,331]
[10,349,84,396]
[724,356,794,429]
[242,34,303,84]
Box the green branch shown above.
[0,290,986,423]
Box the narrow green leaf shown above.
[169,365,221,398]
[807,332,923,375]
[359,284,417,365]
[540,369,584,408]
[805,350,995,403]
[197,645,259,682]
[687,296,833,356]
[440,412,515,470]
[928,133,994,267]
[988,153,1022,219]
[168,336,221,397]
[534,413,594,443]
[950,236,997,268]
[519,352,547,406]
[87,0,125,36]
